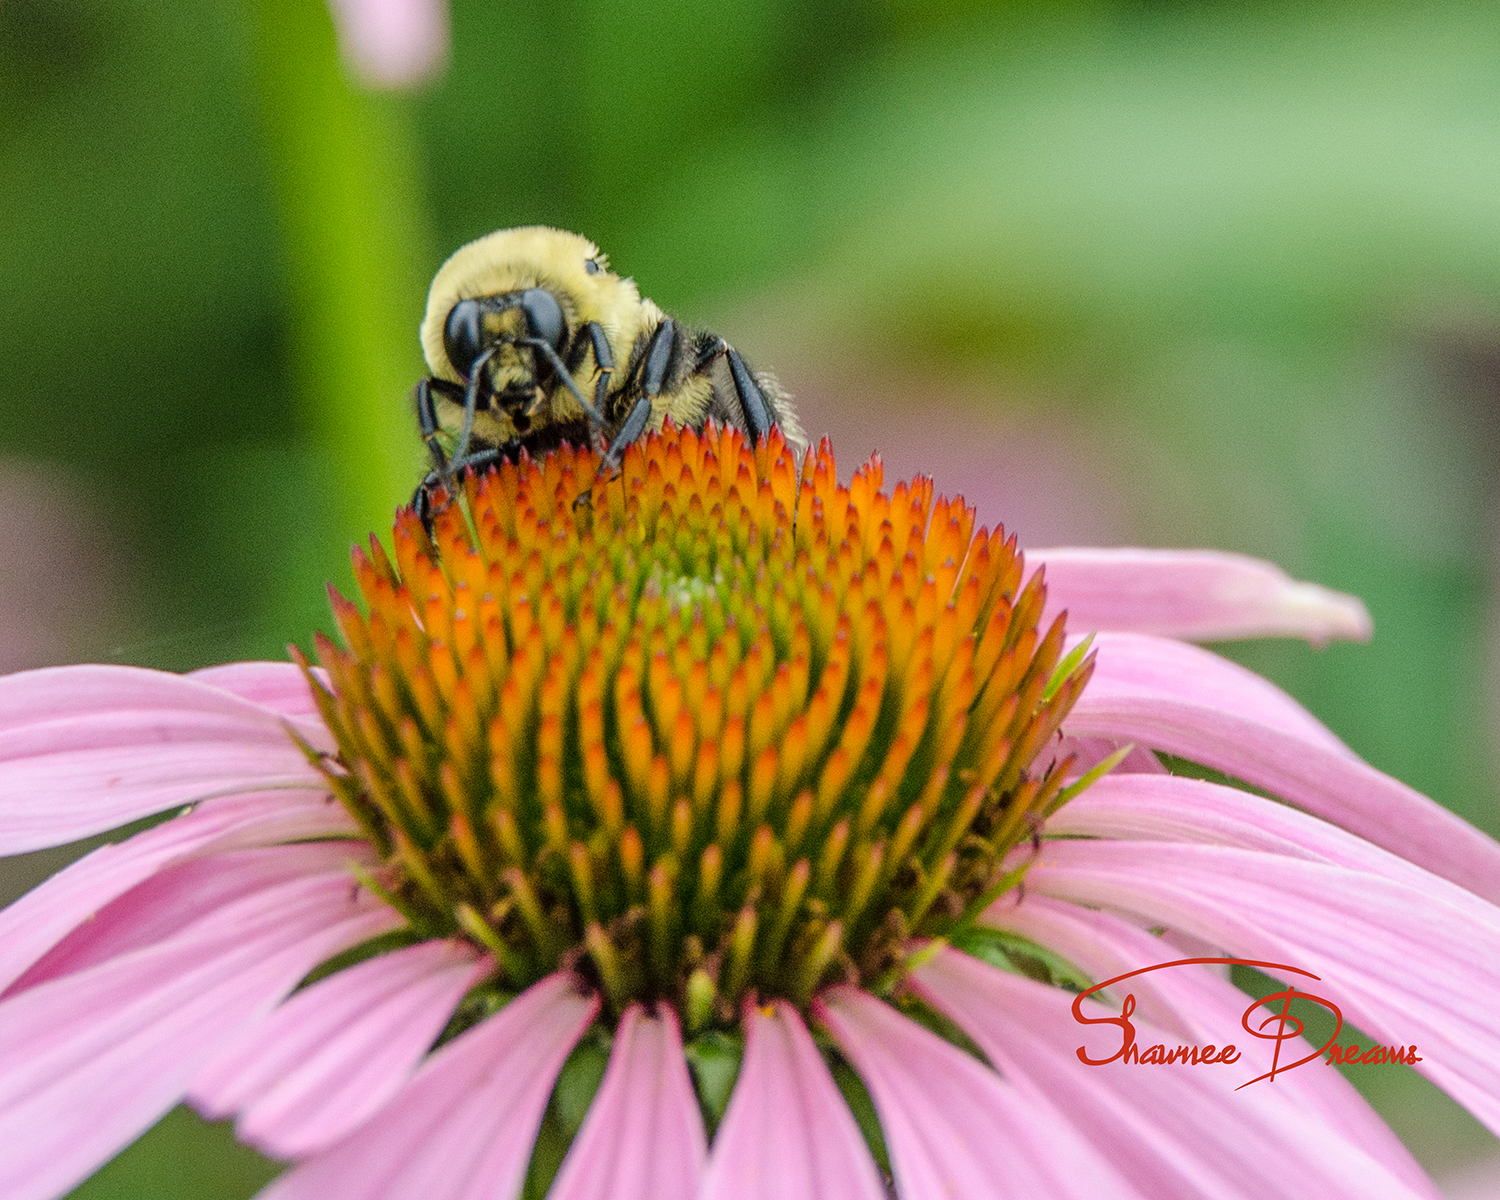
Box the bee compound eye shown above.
[584,258,601,275]
[444,299,486,378]
[519,288,566,350]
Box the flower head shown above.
[1,426,1498,1200]
[308,424,1088,1021]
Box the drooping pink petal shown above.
[815,985,1141,1199]
[326,0,449,89]
[911,945,1438,1200]
[257,972,598,1200]
[1027,840,1500,1135]
[0,869,399,1200]
[192,939,489,1158]
[0,665,332,853]
[190,662,328,721]
[0,792,355,994]
[548,1004,705,1200]
[1031,548,1372,645]
[991,895,1436,1194]
[1080,632,1356,756]
[1064,633,1500,902]
[701,999,885,1200]
[1052,773,1500,920]
[7,841,376,996]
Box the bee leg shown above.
[610,317,676,469]
[413,469,445,530]
[453,445,507,483]
[692,336,774,443]
[573,392,653,516]
[574,319,677,509]
[602,393,656,471]
[420,351,496,527]
[724,346,775,444]
[586,322,615,446]
[412,377,460,525]
[415,376,465,472]
[415,445,511,532]
[416,378,444,466]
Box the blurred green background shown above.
[2,0,1499,1193]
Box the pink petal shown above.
[0,792,355,994]
[1052,773,1499,917]
[1065,633,1500,902]
[326,0,448,89]
[0,869,398,1200]
[0,664,332,853]
[190,662,329,721]
[1027,840,1500,1135]
[8,841,376,995]
[815,985,1140,1199]
[911,944,1437,1200]
[1031,548,1372,645]
[258,972,598,1200]
[192,939,489,1158]
[990,895,1436,1195]
[701,999,885,1200]
[1081,632,1356,756]
[549,1005,706,1200]
[0,663,330,746]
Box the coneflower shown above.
[0,425,1494,1200]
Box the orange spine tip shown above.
[428,642,460,708]
[645,754,672,837]
[783,790,814,856]
[718,715,746,786]
[775,713,810,801]
[692,738,720,810]
[582,739,612,823]
[814,746,853,823]
[781,647,812,732]
[747,743,779,827]
[450,807,488,883]
[671,797,694,860]
[747,824,778,893]
[619,825,645,899]
[747,689,777,764]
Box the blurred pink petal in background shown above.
[325,0,449,89]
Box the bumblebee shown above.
[412,226,804,520]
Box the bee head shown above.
[443,289,565,377]
[420,226,645,386]
[440,287,569,414]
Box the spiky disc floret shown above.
[303,424,1092,1027]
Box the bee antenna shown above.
[522,337,608,428]
[452,345,498,473]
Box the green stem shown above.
[252,0,435,542]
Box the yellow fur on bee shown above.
[420,226,647,385]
